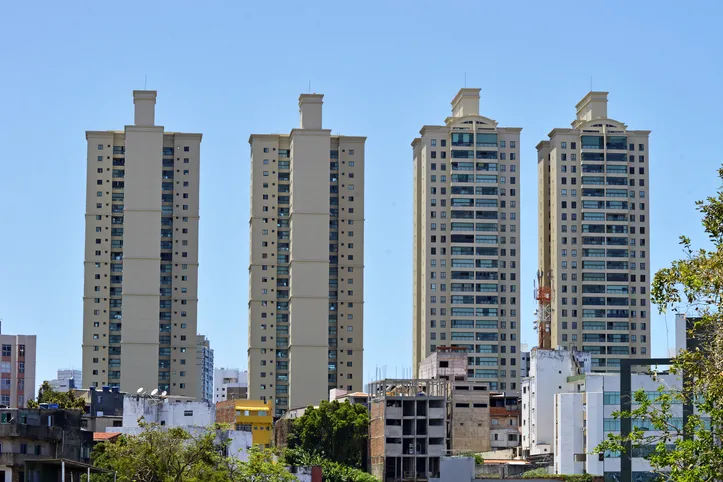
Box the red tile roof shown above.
[93,432,121,442]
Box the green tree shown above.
[595,166,723,480]
[283,448,378,482]
[92,421,294,482]
[288,400,369,468]
[27,381,86,409]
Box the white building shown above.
[214,368,248,403]
[49,369,82,392]
[107,394,254,462]
[522,348,682,479]
[520,344,530,378]
[119,395,215,428]
[521,348,591,457]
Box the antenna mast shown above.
[533,270,553,349]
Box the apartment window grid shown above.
[328,147,340,393]
[107,141,125,388]
[98,139,196,392]
[158,142,175,390]
[434,120,520,391]
[272,144,292,418]
[552,127,649,368]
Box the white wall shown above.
[522,349,590,455]
[214,368,248,403]
[554,393,584,474]
[107,426,252,462]
[537,371,683,476]
[121,396,215,427]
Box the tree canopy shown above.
[283,448,377,482]
[27,380,86,410]
[287,400,369,469]
[595,166,723,480]
[92,421,295,482]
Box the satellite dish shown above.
[151,389,159,396]
[161,391,167,397]
[136,388,144,394]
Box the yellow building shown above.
[217,399,273,447]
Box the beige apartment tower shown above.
[82,91,202,397]
[537,92,650,370]
[412,89,522,393]
[248,94,365,417]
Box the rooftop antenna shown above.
[308,79,311,94]
[145,74,148,90]
[464,72,467,88]
[590,76,592,92]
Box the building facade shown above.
[248,94,365,417]
[214,368,248,403]
[0,329,36,408]
[418,348,492,454]
[82,90,202,397]
[49,369,82,392]
[116,394,214,428]
[537,92,651,370]
[0,408,91,482]
[521,348,591,457]
[521,348,680,479]
[196,335,213,401]
[412,88,522,393]
[368,379,447,481]
[74,385,124,432]
[216,399,273,447]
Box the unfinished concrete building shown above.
[369,379,447,481]
[419,348,492,455]
[418,347,467,381]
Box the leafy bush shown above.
[521,468,593,481]
[283,448,378,482]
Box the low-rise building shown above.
[73,386,124,432]
[521,348,591,457]
[329,389,369,407]
[368,379,447,481]
[118,394,215,428]
[49,369,82,393]
[419,348,492,454]
[108,395,254,462]
[214,368,248,403]
[216,400,273,448]
[522,347,683,480]
[489,393,520,449]
[520,345,530,379]
[0,408,91,481]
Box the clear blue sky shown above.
[1,1,722,387]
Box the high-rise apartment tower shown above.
[248,94,365,417]
[537,92,650,370]
[82,91,202,397]
[412,88,522,393]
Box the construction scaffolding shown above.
[534,270,553,350]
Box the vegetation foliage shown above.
[92,421,295,482]
[594,166,723,481]
[283,448,378,482]
[287,400,369,469]
[27,380,86,410]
